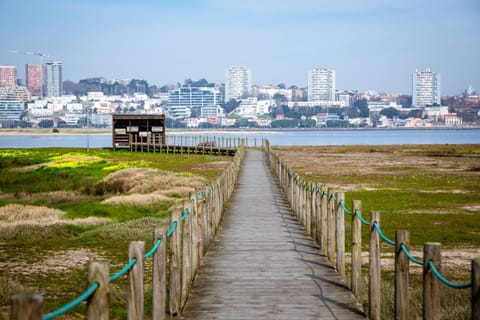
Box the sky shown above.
[0,0,479,95]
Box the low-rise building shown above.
[287,100,348,108]
[0,86,31,101]
[312,113,340,126]
[200,105,225,118]
[422,105,449,119]
[221,118,236,127]
[0,100,24,126]
[252,85,293,101]
[443,113,462,126]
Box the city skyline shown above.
[0,0,479,95]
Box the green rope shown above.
[354,209,370,225]
[339,200,353,215]
[43,282,99,320]
[144,239,161,259]
[373,222,396,246]
[180,208,189,222]
[427,260,471,289]
[109,258,137,282]
[400,244,423,265]
[330,193,337,201]
[166,221,177,237]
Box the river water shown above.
[0,129,479,148]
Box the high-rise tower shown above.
[0,66,17,87]
[43,61,63,97]
[412,68,441,107]
[308,68,336,102]
[26,64,42,96]
[225,66,251,102]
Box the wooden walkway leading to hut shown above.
[181,150,365,319]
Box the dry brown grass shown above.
[15,191,88,205]
[99,168,206,206]
[102,192,171,206]
[101,168,206,194]
[0,249,104,276]
[0,204,110,239]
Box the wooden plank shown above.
[369,211,381,320]
[127,241,144,320]
[423,243,441,320]
[395,230,409,320]
[181,150,364,319]
[87,261,109,320]
[152,226,167,320]
[10,293,43,320]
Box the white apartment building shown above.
[412,68,441,107]
[234,98,274,118]
[422,105,449,119]
[308,68,336,101]
[253,85,293,101]
[200,105,225,118]
[225,66,251,102]
[43,62,63,97]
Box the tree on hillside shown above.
[353,98,369,117]
[38,119,54,128]
[223,99,240,114]
[184,78,214,87]
[273,93,287,102]
[380,107,400,118]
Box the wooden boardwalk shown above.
[181,150,365,319]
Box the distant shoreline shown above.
[0,126,479,136]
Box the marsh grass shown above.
[0,147,230,318]
[278,144,479,319]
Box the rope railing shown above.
[400,243,424,266]
[43,283,99,320]
[354,209,370,226]
[109,258,138,282]
[372,221,396,246]
[263,139,479,320]
[42,207,187,320]
[11,144,247,320]
[427,260,472,289]
[339,200,353,215]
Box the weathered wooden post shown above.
[473,257,480,320]
[152,226,167,320]
[191,197,199,278]
[10,293,43,320]
[395,230,409,320]
[88,261,109,320]
[320,187,328,253]
[128,241,145,320]
[336,192,345,280]
[327,187,336,263]
[423,242,441,320]
[306,183,312,236]
[181,208,191,308]
[315,183,322,246]
[169,211,182,317]
[369,211,381,320]
[351,200,362,299]
[310,185,317,240]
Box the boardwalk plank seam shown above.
[181,150,365,319]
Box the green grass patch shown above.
[0,147,231,318]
